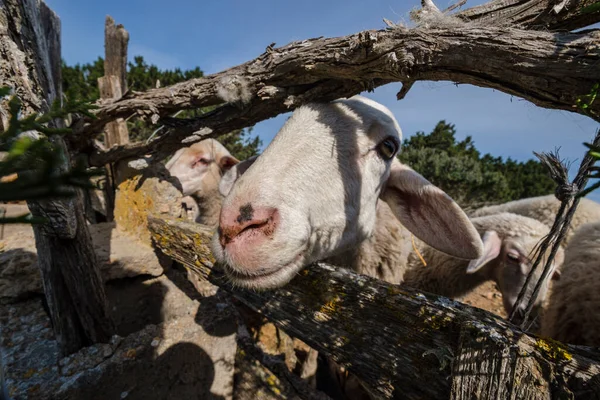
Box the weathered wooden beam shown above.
[0,0,114,356]
[98,75,129,146]
[97,15,131,220]
[99,15,130,150]
[148,216,600,400]
[456,0,600,31]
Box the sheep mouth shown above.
[222,253,306,290]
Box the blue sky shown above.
[46,0,600,200]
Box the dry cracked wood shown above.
[456,0,600,31]
[148,216,600,400]
[0,0,115,355]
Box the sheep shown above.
[540,221,600,346]
[403,212,564,318]
[166,138,239,227]
[470,195,600,246]
[212,95,483,290]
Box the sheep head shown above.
[212,96,483,289]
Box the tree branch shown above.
[148,216,600,400]
[71,25,600,167]
[456,0,600,31]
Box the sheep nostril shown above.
[218,206,278,247]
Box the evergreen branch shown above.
[0,86,102,224]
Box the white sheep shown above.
[470,195,600,246]
[540,221,600,346]
[403,212,564,318]
[212,95,483,290]
[166,138,239,227]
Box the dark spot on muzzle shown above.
[237,203,254,224]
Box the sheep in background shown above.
[404,213,564,318]
[470,195,600,246]
[541,221,600,346]
[213,95,483,290]
[166,138,239,227]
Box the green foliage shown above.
[398,121,555,207]
[581,1,600,14]
[0,87,102,224]
[127,56,204,91]
[576,82,599,119]
[61,58,104,102]
[576,81,600,198]
[61,56,261,156]
[579,139,600,197]
[218,127,262,161]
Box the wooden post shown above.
[0,0,114,356]
[97,15,130,220]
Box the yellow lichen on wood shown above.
[417,306,452,331]
[535,337,573,362]
[319,295,342,316]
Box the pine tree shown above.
[398,121,554,207]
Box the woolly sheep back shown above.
[541,221,600,346]
[471,195,600,246]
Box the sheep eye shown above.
[192,157,211,167]
[377,138,398,160]
[507,252,520,262]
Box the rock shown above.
[0,298,59,400]
[88,175,108,218]
[113,162,184,247]
[0,205,169,301]
[0,247,38,300]
[92,222,169,281]
[2,269,238,400]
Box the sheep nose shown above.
[218,203,278,247]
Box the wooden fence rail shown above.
[148,216,600,400]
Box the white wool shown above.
[541,221,600,346]
[403,213,564,317]
[471,195,600,246]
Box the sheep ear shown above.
[219,155,259,197]
[219,155,240,172]
[466,231,502,273]
[380,161,483,260]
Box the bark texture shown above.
[148,217,600,400]
[457,0,600,31]
[97,15,131,220]
[63,0,600,167]
[0,0,114,356]
[100,15,130,149]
